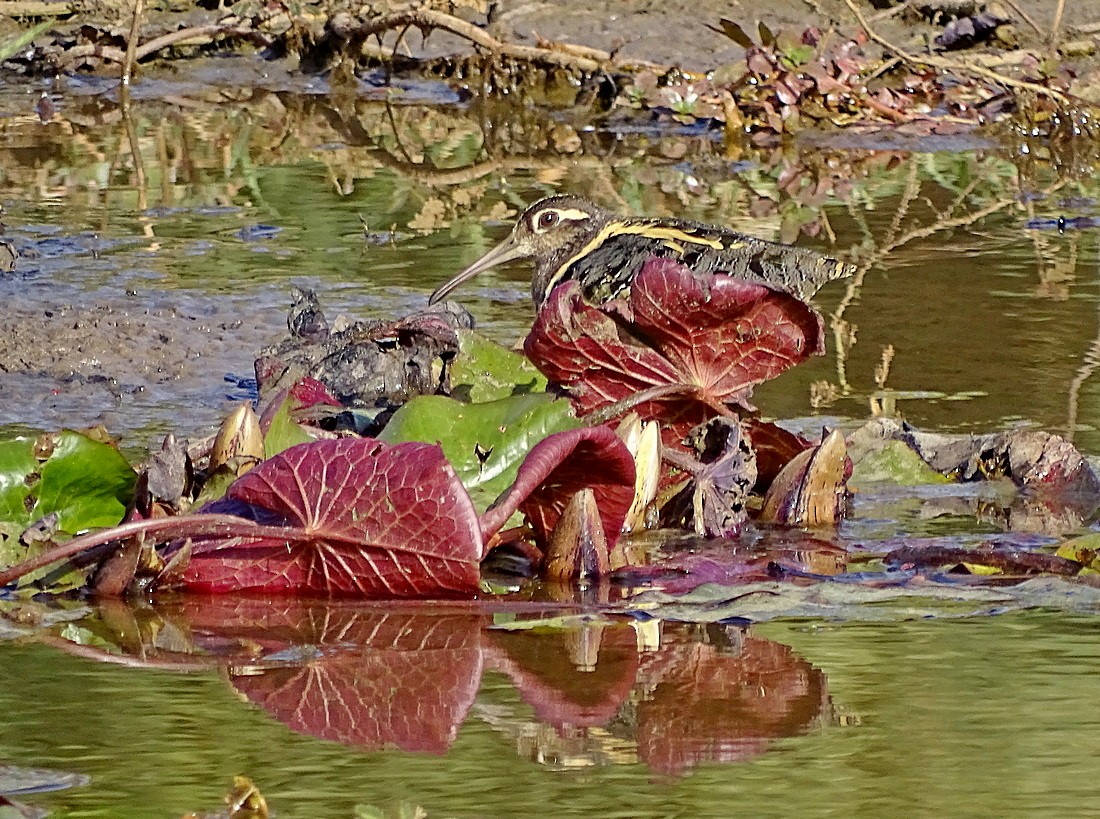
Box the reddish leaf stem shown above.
[582,383,730,426]
[0,514,313,588]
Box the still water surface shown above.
[0,68,1099,817]
[0,611,1097,817]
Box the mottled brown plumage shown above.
[429,195,853,309]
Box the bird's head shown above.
[428,195,607,307]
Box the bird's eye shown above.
[536,210,559,231]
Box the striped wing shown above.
[551,220,853,304]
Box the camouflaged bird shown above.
[429,194,854,309]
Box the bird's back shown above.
[541,214,853,305]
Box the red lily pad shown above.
[176,438,483,597]
[480,426,636,551]
[524,258,825,428]
[743,418,812,493]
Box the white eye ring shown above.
[535,210,559,232]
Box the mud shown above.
[0,0,1096,449]
[494,0,1093,69]
[0,293,278,445]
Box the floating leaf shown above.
[379,393,579,512]
[884,540,1081,576]
[450,328,547,402]
[0,432,136,557]
[0,438,38,539]
[174,438,483,597]
[1055,533,1100,571]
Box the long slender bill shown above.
[428,235,528,304]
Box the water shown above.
[2,65,1100,817]
[1,76,1098,452]
[1,607,1097,817]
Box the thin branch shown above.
[999,0,1046,38]
[62,23,269,70]
[1050,0,1067,49]
[121,0,144,86]
[335,7,669,75]
[135,23,270,61]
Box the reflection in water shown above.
[0,77,1097,451]
[175,599,487,754]
[486,620,830,775]
[69,597,832,776]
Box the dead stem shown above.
[1000,0,1046,38]
[339,7,667,75]
[64,23,269,70]
[1050,0,1067,49]
[0,514,315,589]
[121,0,144,86]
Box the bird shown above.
[428,194,854,309]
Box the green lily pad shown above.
[264,394,314,458]
[37,431,137,533]
[0,431,136,570]
[450,328,547,403]
[378,393,578,511]
[1055,533,1100,573]
[0,438,37,535]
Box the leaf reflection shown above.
[39,598,833,776]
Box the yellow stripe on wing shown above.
[541,221,729,299]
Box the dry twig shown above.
[999,0,1046,38]
[332,7,667,74]
[1050,0,1067,49]
[63,23,271,70]
[121,0,144,86]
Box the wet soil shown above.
[0,293,277,440]
[498,0,1097,69]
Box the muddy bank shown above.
[0,293,278,445]
[2,0,1096,72]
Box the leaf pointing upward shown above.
[524,258,825,420]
